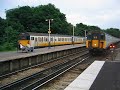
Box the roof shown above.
[21,32,82,38]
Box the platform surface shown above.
[65,49,120,90]
[115,48,120,61]
[90,61,120,90]
[0,44,85,62]
[64,61,105,90]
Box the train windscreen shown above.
[92,33,100,40]
[19,33,30,40]
[100,34,105,40]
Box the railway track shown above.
[39,47,120,90]
[1,42,119,90]
[0,47,89,90]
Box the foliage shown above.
[0,42,15,51]
[75,23,101,36]
[0,17,7,44]
[0,4,120,51]
[6,4,70,34]
[104,28,120,38]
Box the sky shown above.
[0,0,120,29]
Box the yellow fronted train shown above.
[86,31,120,54]
[18,32,85,52]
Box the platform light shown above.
[46,19,54,49]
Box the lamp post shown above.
[72,26,75,46]
[85,30,87,44]
[46,19,53,48]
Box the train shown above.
[86,30,120,54]
[18,32,85,52]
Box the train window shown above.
[58,38,60,41]
[60,38,61,41]
[51,37,53,41]
[19,33,30,40]
[39,37,41,42]
[55,39,57,41]
[20,36,26,40]
[62,38,64,41]
[35,38,37,41]
[26,36,30,40]
[31,37,34,40]
[87,35,91,40]
[44,37,46,42]
[38,37,40,42]
[45,38,47,42]
[101,34,105,40]
[42,37,43,42]
[56,38,58,41]
[92,33,100,40]
[65,38,67,41]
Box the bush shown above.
[0,42,15,51]
[0,45,4,51]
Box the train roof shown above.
[20,32,82,38]
[87,30,105,35]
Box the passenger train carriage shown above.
[18,32,85,52]
[86,31,120,54]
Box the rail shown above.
[0,51,89,90]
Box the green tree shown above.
[0,17,7,44]
[105,28,120,38]
[6,4,70,34]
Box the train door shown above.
[30,36,35,47]
[35,37,38,46]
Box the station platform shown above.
[115,48,120,61]
[65,51,120,90]
[0,44,85,62]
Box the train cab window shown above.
[101,34,105,40]
[92,33,100,40]
[26,36,30,40]
[31,37,34,40]
[19,33,29,40]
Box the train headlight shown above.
[94,44,96,46]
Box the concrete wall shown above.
[0,47,84,76]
